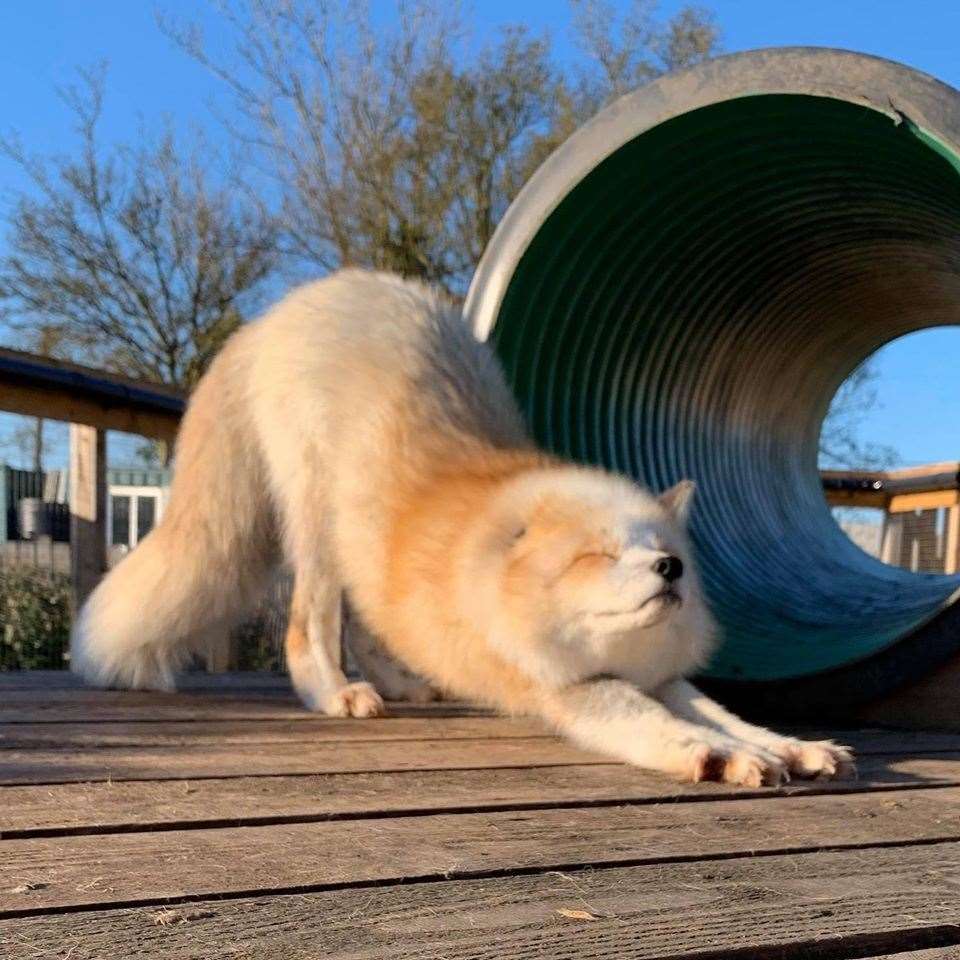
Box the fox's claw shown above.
[778,739,856,780]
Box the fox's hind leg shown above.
[285,570,385,717]
[268,440,384,717]
[344,604,441,703]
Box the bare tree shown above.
[0,325,70,473]
[571,0,718,100]
[165,0,719,296]
[0,415,55,473]
[819,360,899,469]
[0,68,279,391]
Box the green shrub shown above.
[0,567,72,670]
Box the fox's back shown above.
[246,270,527,459]
[239,270,530,597]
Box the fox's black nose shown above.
[653,555,683,582]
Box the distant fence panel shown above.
[0,539,70,575]
[4,467,45,541]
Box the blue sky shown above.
[0,1,959,468]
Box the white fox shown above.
[72,270,852,785]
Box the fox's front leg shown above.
[541,678,788,786]
[655,678,855,780]
[284,573,385,717]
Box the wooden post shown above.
[946,505,960,575]
[880,512,904,566]
[204,622,237,673]
[69,424,107,609]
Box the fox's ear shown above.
[659,480,695,525]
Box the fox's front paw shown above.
[325,681,386,718]
[774,739,856,780]
[686,743,788,787]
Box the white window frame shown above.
[106,485,167,549]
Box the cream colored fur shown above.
[72,269,853,785]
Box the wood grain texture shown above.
[0,671,289,691]
[68,424,107,608]
[0,681,488,723]
[3,844,960,959]
[0,736,609,786]
[3,754,959,836]
[4,786,960,913]
[1,694,331,723]
[4,733,952,789]
[0,716,549,749]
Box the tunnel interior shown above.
[487,93,960,682]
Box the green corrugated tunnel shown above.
[466,48,960,713]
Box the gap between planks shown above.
[4,753,960,838]
[3,843,960,959]
[4,785,960,915]
[0,736,613,786]
[0,720,956,751]
[2,727,955,787]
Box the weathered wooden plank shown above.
[0,697,317,723]
[0,717,952,764]
[0,736,607,785]
[0,719,883,751]
[4,786,960,914]
[0,670,289,691]
[0,692,488,723]
[3,753,959,837]
[0,716,549,749]
[3,676,959,758]
[0,678,489,722]
[3,674,960,757]
[2,844,960,959]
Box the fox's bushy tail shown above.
[71,336,277,690]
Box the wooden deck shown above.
[2,673,960,959]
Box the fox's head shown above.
[475,467,715,684]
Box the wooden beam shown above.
[884,460,960,480]
[69,424,107,610]
[888,490,960,513]
[880,512,904,565]
[824,488,888,509]
[0,381,180,442]
[0,347,183,441]
[946,505,960,576]
[822,462,960,502]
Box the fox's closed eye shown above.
[570,551,619,566]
